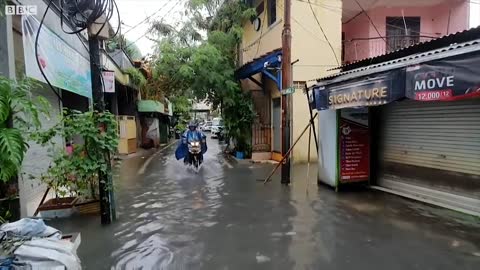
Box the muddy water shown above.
[48,138,480,270]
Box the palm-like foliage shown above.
[0,76,49,183]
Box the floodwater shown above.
[47,137,480,270]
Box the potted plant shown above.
[33,110,119,217]
[0,76,48,222]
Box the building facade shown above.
[238,0,342,163]
[309,0,480,216]
[0,0,141,217]
[342,0,472,64]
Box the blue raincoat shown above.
[175,130,207,160]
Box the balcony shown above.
[342,35,436,64]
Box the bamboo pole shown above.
[263,113,318,184]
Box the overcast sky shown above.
[113,0,187,56]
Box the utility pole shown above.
[281,0,292,185]
[88,36,112,225]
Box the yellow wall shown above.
[241,0,283,65]
[291,0,342,163]
[240,0,342,163]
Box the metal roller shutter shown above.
[378,99,480,214]
[380,99,480,175]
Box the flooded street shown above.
[48,138,480,270]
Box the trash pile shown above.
[0,218,81,269]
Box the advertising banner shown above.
[406,52,480,101]
[314,71,404,110]
[22,15,92,98]
[338,108,370,183]
[102,71,115,93]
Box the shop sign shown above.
[314,71,404,110]
[102,71,115,93]
[338,108,370,183]
[22,15,92,98]
[406,52,480,101]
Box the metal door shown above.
[378,99,480,211]
[272,98,281,152]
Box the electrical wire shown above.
[254,4,268,58]
[353,0,393,52]
[307,0,340,65]
[35,0,63,102]
[35,0,122,104]
[124,0,184,50]
[122,0,172,35]
[59,0,120,39]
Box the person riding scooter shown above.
[175,121,207,165]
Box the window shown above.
[386,17,421,52]
[256,1,264,15]
[267,0,276,26]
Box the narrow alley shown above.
[47,138,480,270]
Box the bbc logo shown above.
[5,5,37,15]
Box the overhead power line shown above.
[125,0,184,49]
[307,0,340,65]
[353,0,393,51]
[123,0,172,35]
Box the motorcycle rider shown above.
[175,121,207,165]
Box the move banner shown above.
[22,15,92,98]
[314,70,404,110]
[406,52,480,101]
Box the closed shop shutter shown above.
[378,99,480,213]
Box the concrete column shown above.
[0,14,16,79]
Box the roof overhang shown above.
[315,39,480,87]
[236,49,282,79]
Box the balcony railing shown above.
[342,35,437,64]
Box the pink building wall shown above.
[343,0,469,63]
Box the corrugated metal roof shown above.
[332,26,480,73]
[312,35,480,86]
[239,48,282,68]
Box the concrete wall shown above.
[290,0,342,163]
[241,0,342,163]
[12,27,62,217]
[0,15,16,78]
[343,0,470,63]
[9,0,91,216]
[368,1,469,36]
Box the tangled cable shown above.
[34,0,121,102]
[59,0,120,38]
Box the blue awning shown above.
[235,49,282,90]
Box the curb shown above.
[250,160,279,165]
[137,140,177,175]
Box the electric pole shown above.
[281,0,292,185]
[89,35,112,225]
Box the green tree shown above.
[148,0,257,153]
[106,34,143,60]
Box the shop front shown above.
[310,39,480,216]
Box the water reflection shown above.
[111,139,226,269]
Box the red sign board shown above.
[339,109,370,183]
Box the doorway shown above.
[272,98,281,153]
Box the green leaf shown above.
[0,128,28,167]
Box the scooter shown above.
[187,140,203,170]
